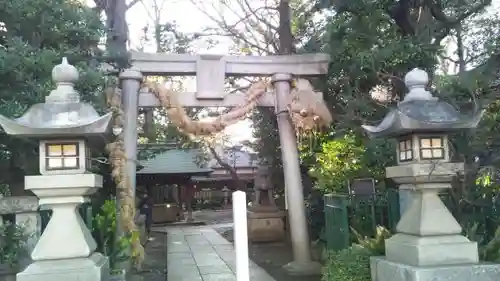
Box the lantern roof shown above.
[362,68,484,139]
[0,58,112,140]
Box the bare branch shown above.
[189,0,280,55]
[126,0,141,10]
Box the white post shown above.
[232,191,250,281]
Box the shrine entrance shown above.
[136,146,213,224]
[114,51,331,275]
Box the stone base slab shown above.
[17,252,109,281]
[385,233,478,266]
[371,256,500,281]
[247,210,285,242]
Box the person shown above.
[139,193,153,237]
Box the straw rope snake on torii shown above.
[140,78,333,136]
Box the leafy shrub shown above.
[322,245,372,281]
[465,222,500,262]
[93,199,134,274]
[322,226,392,281]
[352,225,392,255]
[308,133,394,194]
[0,222,30,268]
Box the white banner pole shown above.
[232,191,250,281]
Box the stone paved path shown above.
[164,226,276,281]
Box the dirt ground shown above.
[129,232,168,281]
[196,209,322,281]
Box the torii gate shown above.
[118,51,329,275]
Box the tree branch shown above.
[207,146,245,190]
[127,0,141,10]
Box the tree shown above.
[92,0,144,66]
[0,0,105,193]
[299,0,495,159]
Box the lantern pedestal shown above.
[374,164,500,281]
[17,174,109,281]
[370,170,500,281]
[17,253,109,281]
[385,183,478,266]
[370,256,500,281]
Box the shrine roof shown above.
[137,149,213,175]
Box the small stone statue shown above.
[251,165,277,212]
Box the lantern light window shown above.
[45,142,80,170]
[419,137,445,160]
[398,138,413,162]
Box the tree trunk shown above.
[93,0,129,67]
[456,25,466,74]
[278,0,294,55]
[107,0,128,61]
[142,16,163,142]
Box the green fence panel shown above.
[324,187,500,252]
[323,190,401,251]
[324,194,350,251]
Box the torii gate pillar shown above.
[117,52,329,275]
[272,73,321,275]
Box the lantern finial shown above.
[403,68,435,102]
[47,57,80,103]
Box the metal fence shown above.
[323,189,400,251]
[441,192,500,244]
[324,189,500,252]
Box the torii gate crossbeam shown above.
[117,51,330,275]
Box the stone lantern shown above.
[221,186,230,206]
[363,68,500,281]
[0,58,112,281]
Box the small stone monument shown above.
[0,58,112,281]
[247,165,285,242]
[363,68,500,281]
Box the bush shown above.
[465,223,500,262]
[352,225,391,256]
[0,222,30,268]
[322,226,391,281]
[322,245,372,281]
[93,199,134,274]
